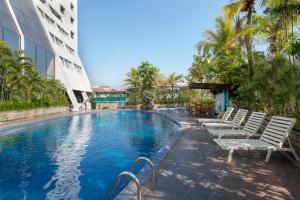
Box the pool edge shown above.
[114,112,191,200]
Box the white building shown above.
[0,0,92,111]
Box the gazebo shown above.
[189,83,239,111]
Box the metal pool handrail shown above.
[124,157,156,191]
[105,171,141,200]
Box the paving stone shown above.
[143,113,300,200]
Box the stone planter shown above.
[0,106,68,122]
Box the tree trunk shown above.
[285,22,292,64]
[291,13,296,67]
[245,8,254,82]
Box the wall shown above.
[0,106,68,122]
[95,102,121,110]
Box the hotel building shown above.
[0,0,92,111]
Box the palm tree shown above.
[165,72,183,98]
[200,16,253,54]
[7,50,33,100]
[261,0,300,65]
[124,67,142,104]
[188,55,209,83]
[125,67,141,90]
[198,16,251,83]
[224,0,256,81]
[253,14,286,57]
[0,41,12,101]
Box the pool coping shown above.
[0,109,140,135]
[114,111,191,200]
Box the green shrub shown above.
[0,99,68,112]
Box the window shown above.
[3,28,19,50]
[57,25,68,36]
[66,60,72,68]
[0,25,3,40]
[74,64,82,72]
[37,7,44,17]
[65,44,74,54]
[40,0,46,3]
[36,45,47,74]
[60,5,65,14]
[55,37,63,47]
[45,14,55,26]
[60,56,73,69]
[46,50,54,77]
[70,3,74,10]
[70,17,74,24]
[50,32,55,42]
[25,39,36,65]
[49,32,64,48]
[70,31,74,39]
[49,5,61,20]
[59,56,65,66]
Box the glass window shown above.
[3,28,19,50]
[0,25,3,40]
[25,39,36,65]
[46,50,54,77]
[36,45,46,74]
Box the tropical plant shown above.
[188,55,209,83]
[165,72,183,98]
[192,0,300,128]
[124,67,142,104]
[137,61,160,104]
[224,0,256,81]
[0,40,68,111]
[124,61,161,105]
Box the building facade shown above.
[0,0,92,111]
[92,86,127,110]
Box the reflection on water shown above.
[44,115,92,199]
[0,111,179,200]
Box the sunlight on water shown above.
[0,111,178,200]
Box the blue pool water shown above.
[0,111,179,200]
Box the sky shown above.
[78,0,229,88]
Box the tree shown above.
[253,14,286,57]
[0,41,12,101]
[137,61,160,103]
[165,72,183,98]
[224,0,256,81]
[262,0,300,65]
[124,67,142,104]
[0,39,68,111]
[197,16,249,83]
[188,55,209,83]
[124,62,161,105]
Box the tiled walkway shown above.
[143,113,300,200]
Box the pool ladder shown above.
[105,157,156,200]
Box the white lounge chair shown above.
[198,107,234,126]
[214,116,299,163]
[208,112,266,139]
[202,109,249,129]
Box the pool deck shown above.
[143,112,300,200]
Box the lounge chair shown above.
[208,112,266,139]
[214,116,299,163]
[202,109,249,129]
[198,107,234,126]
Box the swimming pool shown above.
[0,111,179,200]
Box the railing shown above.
[124,157,156,191]
[105,157,156,200]
[105,171,141,200]
[94,97,127,103]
